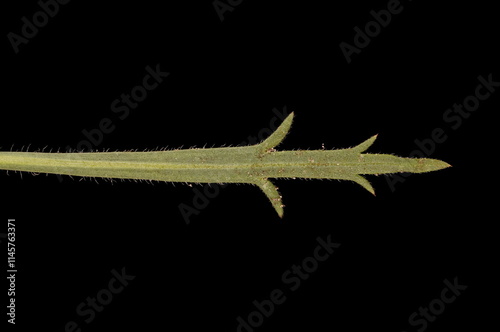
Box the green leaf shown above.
[0,112,450,217]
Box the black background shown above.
[1,0,498,331]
